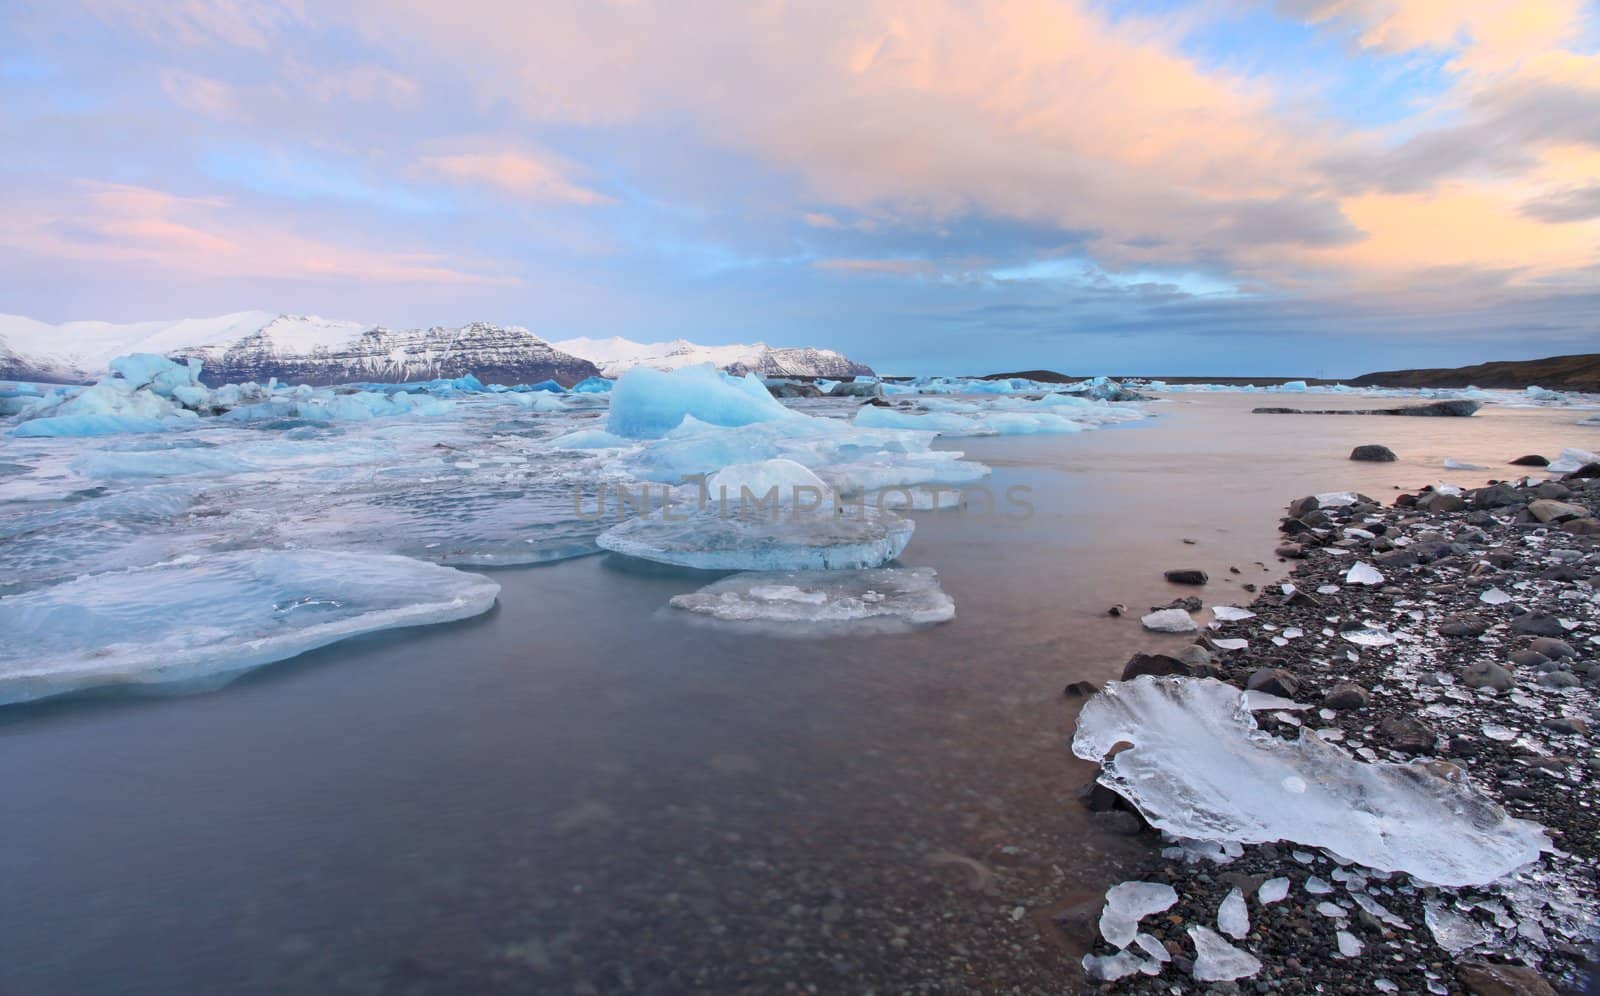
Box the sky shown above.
[2,0,1598,377]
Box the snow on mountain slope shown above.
[0,313,601,387]
[553,335,874,379]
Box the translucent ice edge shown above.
[0,550,500,706]
[1071,676,1548,886]
[668,566,954,633]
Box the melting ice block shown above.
[597,502,914,572]
[1072,677,1548,886]
[0,550,499,706]
[1346,561,1384,586]
[1141,608,1197,633]
[1217,888,1250,939]
[669,567,953,631]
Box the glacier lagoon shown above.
[2,361,1599,991]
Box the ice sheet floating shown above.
[1071,677,1547,886]
[0,550,500,706]
[668,567,954,631]
[597,499,914,571]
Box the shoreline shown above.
[1072,463,1600,993]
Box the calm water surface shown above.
[2,394,1595,993]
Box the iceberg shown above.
[0,550,499,706]
[606,363,798,439]
[1072,677,1548,886]
[668,567,954,631]
[597,499,914,571]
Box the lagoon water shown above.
[2,393,1595,993]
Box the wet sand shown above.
[1,393,1595,993]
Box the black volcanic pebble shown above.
[1164,569,1209,585]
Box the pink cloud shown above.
[0,181,517,286]
[159,68,241,117]
[417,148,614,205]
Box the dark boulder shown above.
[1245,668,1300,698]
[1378,716,1438,755]
[1439,615,1491,637]
[1322,683,1370,710]
[1351,444,1397,462]
[1509,454,1550,467]
[1512,613,1567,638]
[1164,569,1209,586]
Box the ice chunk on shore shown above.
[1547,447,1598,473]
[1212,605,1256,622]
[0,550,499,706]
[1099,881,1179,948]
[1218,888,1249,939]
[1335,930,1364,957]
[668,567,954,632]
[606,364,797,438]
[1141,608,1197,633]
[1081,949,1151,982]
[1258,878,1290,904]
[1188,925,1261,982]
[1346,562,1384,585]
[597,502,914,571]
[1072,677,1548,886]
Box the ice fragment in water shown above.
[1187,925,1261,982]
[1258,878,1290,904]
[1479,588,1511,605]
[668,567,954,632]
[1336,930,1365,957]
[1346,562,1384,586]
[1548,448,1598,474]
[1071,677,1548,886]
[0,551,500,706]
[1140,608,1197,633]
[1098,881,1179,948]
[1443,458,1485,470]
[1212,605,1255,622]
[1218,888,1249,939]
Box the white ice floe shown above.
[0,550,500,706]
[1212,605,1256,622]
[667,567,954,632]
[1217,888,1249,939]
[1346,561,1384,586]
[1212,638,1249,651]
[1141,608,1198,633]
[1071,677,1549,886]
[1081,949,1153,982]
[1424,901,1494,955]
[1258,878,1290,904]
[1443,458,1486,470]
[1099,881,1180,948]
[1480,588,1512,605]
[1188,925,1261,982]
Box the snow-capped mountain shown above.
[0,312,601,387]
[552,335,874,380]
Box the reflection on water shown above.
[0,394,1594,993]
